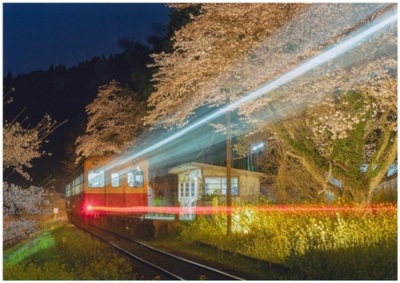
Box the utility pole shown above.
[221,88,232,235]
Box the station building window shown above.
[179,181,196,198]
[127,170,144,188]
[204,177,238,196]
[88,170,105,187]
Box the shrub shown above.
[180,203,397,279]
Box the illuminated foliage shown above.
[75,80,147,161]
[146,3,307,127]
[146,3,395,127]
[146,3,396,203]
[3,122,42,180]
[180,203,397,279]
[3,183,51,245]
[3,219,37,246]
[3,183,49,216]
[3,87,64,244]
[3,88,66,180]
[267,79,397,203]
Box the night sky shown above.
[3,3,170,76]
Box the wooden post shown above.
[223,89,232,235]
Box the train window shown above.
[127,170,144,187]
[111,173,120,187]
[66,184,71,197]
[79,174,84,193]
[88,170,105,187]
[74,176,81,195]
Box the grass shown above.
[3,222,140,280]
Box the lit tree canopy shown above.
[146,3,396,129]
[3,88,66,180]
[146,3,307,127]
[145,3,397,203]
[3,182,51,245]
[75,80,147,161]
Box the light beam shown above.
[98,6,396,175]
[123,9,397,164]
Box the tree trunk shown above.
[276,151,288,203]
[365,135,398,204]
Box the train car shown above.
[66,155,149,220]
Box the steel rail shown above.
[106,241,184,280]
[90,221,244,280]
[136,240,244,280]
[73,219,244,280]
[72,219,182,280]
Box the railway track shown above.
[73,219,244,280]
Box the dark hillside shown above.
[3,6,204,189]
[3,44,154,189]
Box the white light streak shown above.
[108,7,397,169]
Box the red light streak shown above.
[87,204,396,215]
[87,205,225,214]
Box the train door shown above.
[178,170,200,220]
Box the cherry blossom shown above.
[75,80,147,161]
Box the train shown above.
[66,155,149,216]
[65,155,163,238]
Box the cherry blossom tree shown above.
[239,73,397,204]
[3,88,66,245]
[146,3,395,127]
[75,80,147,161]
[306,78,397,203]
[146,3,307,127]
[145,3,397,203]
[3,89,67,180]
[235,126,329,203]
[3,182,51,246]
[3,182,50,216]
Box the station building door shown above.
[178,170,200,220]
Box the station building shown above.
[167,162,266,220]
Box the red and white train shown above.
[65,155,149,220]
